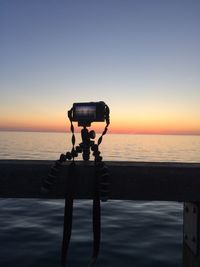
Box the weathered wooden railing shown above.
[0,160,200,266]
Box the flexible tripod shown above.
[42,104,110,267]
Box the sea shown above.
[0,131,200,267]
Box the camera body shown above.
[70,101,107,127]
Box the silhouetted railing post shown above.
[183,202,200,267]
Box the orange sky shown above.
[1,112,200,135]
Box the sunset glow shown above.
[1,112,200,136]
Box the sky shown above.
[0,0,200,135]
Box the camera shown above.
[69,101,107,127]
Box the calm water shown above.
[0,131,200,267]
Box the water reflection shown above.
[0,131,199,162]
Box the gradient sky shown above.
[1,0,200,135]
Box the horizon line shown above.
[0,129,200,136]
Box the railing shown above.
[1,160,200,266]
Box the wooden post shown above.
[183,202,200,267]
